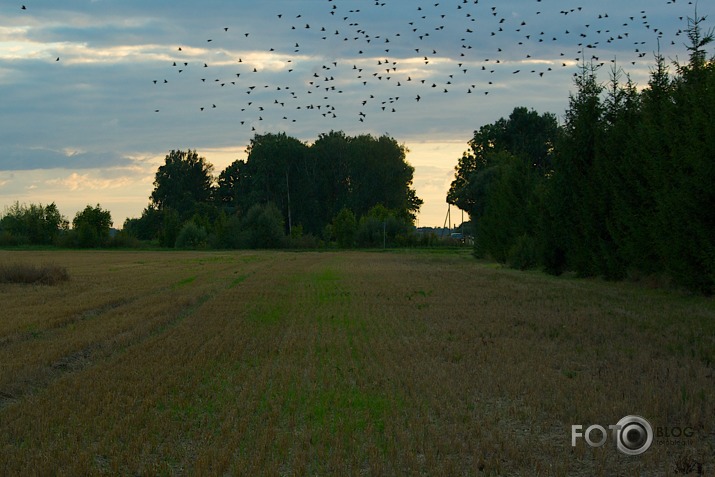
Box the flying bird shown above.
[144,0,691,131]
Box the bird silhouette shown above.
[141,0,693,129]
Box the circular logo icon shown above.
[615,415,653,455]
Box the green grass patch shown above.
[173,275,197,288]
[310,267,352,306]
[228,273,251,289]
[246,304,285,325]
[314,268,340,283]
[282,383,395,438]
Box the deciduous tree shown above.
[150,149,214,218]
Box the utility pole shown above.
[441,203,451,237]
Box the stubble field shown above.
[0,249,713,476]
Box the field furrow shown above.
[0,251,273,409]
[0,250,713,476]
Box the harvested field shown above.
[0,249,713,476]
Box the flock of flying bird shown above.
[19,0,697,134]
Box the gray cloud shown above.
[2,145,135,171]
[0,0,703,222]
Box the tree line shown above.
[0,131,425,249]
[448,15,714,294]
[0,202,115,248]
[124,131,423,249]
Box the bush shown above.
[241,203,285,249]
[356,215,383,247]
[108,230,142,249]
[0,202,68,245]
[209,214,237,249]
[175,222,208,249]
[159,208,181,248]
[332,208,357,248]
[287,233,321,249]
[507,234,540,270]
[72,204,112,248]
[0,263,69,285]
[0,230,26,246]
[356,206,413,248]
[75,222,101,248]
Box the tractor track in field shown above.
[0,257,258,348]
[0,298,129,350]
[0,259,264,410]
[0,295,204,409]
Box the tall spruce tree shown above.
[545,62,604,277]
[596,65,641,279]
[655,14,715,293]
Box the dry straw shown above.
[0,262,69,285]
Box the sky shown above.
[0,0,702,228]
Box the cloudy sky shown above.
[0,0,700,227]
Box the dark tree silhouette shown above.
[150,149,214,217]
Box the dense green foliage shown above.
[0,202,116,248]
[70,204,114,248]
[0,202,68,246]
[150,150,215,215]
[124,131,422,249]
[448,108,560,264]
[449,15,715,293]
[0,131,423,251]
[332,207,357,248]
